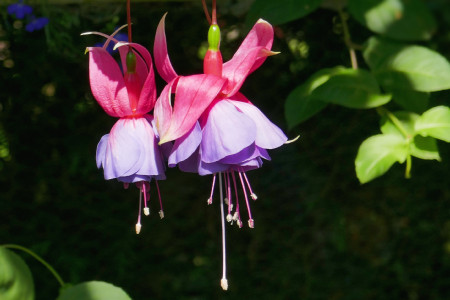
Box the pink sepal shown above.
[88,47,132,117]
[154,13,178,83]
[222,19,274,97]
[222,46,268,97]
[156,74,227,143]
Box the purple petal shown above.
[177,147,228,175]
[219,144,270,164]
[201,100,256,163]
[231,157,264,172]
[25,17,49,32]
[168,122,202,167]
[231,100,287,149]
[8,2,33,19]
[198,160,228,176]
[96,134,109,168]
[98,116,165,182]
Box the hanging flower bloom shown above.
[84,27,166,233]
[7,0,33,20]
[154,14,287,223]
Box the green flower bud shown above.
[126,50,137,73]
[208,24,221,51]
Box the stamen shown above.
[123,182,129,189]
[103,24,128,51]
[231,171,242,228]
[81,31,120,46]
[218,172,228,291]
[226,172,233,216]
[155,180,164,219]
[142,182,150,216]
[242,172,258,200]
[207,174,216,205]
[238,172,254,228]
[136,189,142,234]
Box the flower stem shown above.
[127,0,132,43]
[202,0,212,24]
[338,9,358,70]
[2,244,65,287]
[211,0,217,25]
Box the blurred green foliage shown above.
[1,0,450,299]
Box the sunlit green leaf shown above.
[380,111,418,137]
[0,247,34,300]
[348,0,436,41]
[312,68,391,109]
[415,106,450,142]
[355,134,408,183]
[246,0,322,25]
[410,135,441,160]
[363,37,450,92]
[57,281,131,300]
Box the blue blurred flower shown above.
[25,16,49,32]
[94,32,128,54]
[7,0,33,19]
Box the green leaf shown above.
[380,111,418,137]
[410,135,441,160]
[348,0,436,41]
[415,106,450,142]
[378,111,441,161]
[57,281,132,300]
[363,37,450,92]
[390,88,429,113]
[311,68,392,109]
[0,247,34,300]
[355,134,408,183]
[246,0,322,25]
[285,68,340,127]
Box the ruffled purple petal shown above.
[168,122,202,167]
[96,116,165,183]
[231,100,287,149]
[198,160,228,176]
[231,157,264,172]
[201,100,256,163]
[218,143,267,164]
[177,147,228,176]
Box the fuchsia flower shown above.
[85,29,166,233]
[153,15,287,228]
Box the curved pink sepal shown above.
[88,47,132,117]
[157,74,227,143]
[222,19,274,96]
[154,77,178,142]
[154,13,178,83]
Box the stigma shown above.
[133,180,165,234]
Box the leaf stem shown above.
[376,107,411,140]
[2,244,65,287]
[405,155,412,178]
[338,9,358,70]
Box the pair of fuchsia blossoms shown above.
[87,15,287,231]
